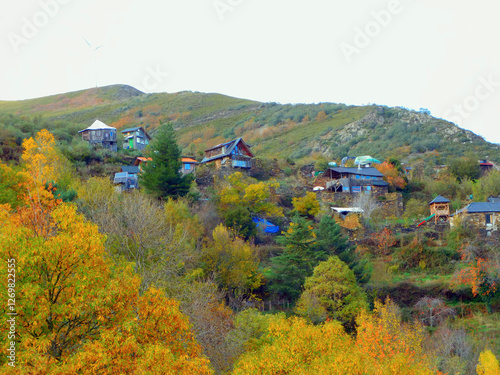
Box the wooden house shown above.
[324,167,388,195]
[201,138,253,169]
[121,127,151,151]
[181,158,197,175]
[452,201,500,233]
[78,120,117,152]
[429,195,450,224]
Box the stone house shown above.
[452,201,500,233]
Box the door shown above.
[129,138,134,149]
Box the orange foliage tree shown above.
[454,245,499,314]
[371,227,397,256]
[232,299,440,375]
[375,161,407,191]
[0,131,212,374]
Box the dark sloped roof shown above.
[121,166,141,174]
[372,180,389,187]
[465,202,500,213]
[329,167,384,178]
[121,127,141,133]
[488,196,500,203]
[429,195,450,205]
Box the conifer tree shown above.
[141,121,192,199]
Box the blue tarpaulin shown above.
[252,217,280,234]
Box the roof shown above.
[429,195,451,205]
[328,167,384,178]
[488,196,500,203]
[121,166,140,174]
[371,180,389,187]
[354,156,381,165]
[201,138,254,163]
[182,158,198,164]
[120,126,151,140]
[78,119,116,133]
[121,127,141,133]
[463,202,500,213]
[133,157,152,166]
[480,162,494,166]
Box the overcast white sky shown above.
[1,0,499,144]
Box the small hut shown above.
[429,195,450,224]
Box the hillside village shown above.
[1,89,500,374]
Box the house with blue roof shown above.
[325,166,388,195]
[201,138,254,169]
[452,201,500,232]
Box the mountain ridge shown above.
[0,84,498,163]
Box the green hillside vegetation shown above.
[1,85,498,165]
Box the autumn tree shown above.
[201,225,262,307]
[0,162,25,208]
[477,349,500,375]
[292,191,320,218]
[355,298,438,375]
[217,172,282,238]
[455,255,499,314]
[295,256,368,327]
[371,227,397,256]
[218,171,283,218]
[0,132,212,373]
[232,300,439,375]
[141,121,192,199]
[376,161,407,191]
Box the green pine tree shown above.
[141,122,192,199]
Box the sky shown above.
[1,0,499,144]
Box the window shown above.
[356,175,360,179]
[185,163,191,170]
[486,214,492,224]
[365,186,372,194]
[352,186,361,193]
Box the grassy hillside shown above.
[1,84,499,163]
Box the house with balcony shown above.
[121,127,151,151]
[78,120,117,152]
[201,138,253,169]
[325,166,388,195]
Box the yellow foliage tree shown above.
[477,349,500,375]
[0,167,212,373]
[232,299,441,375]
[202,225,262,300]
[292,191,321,218]
[218,172,283,218]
